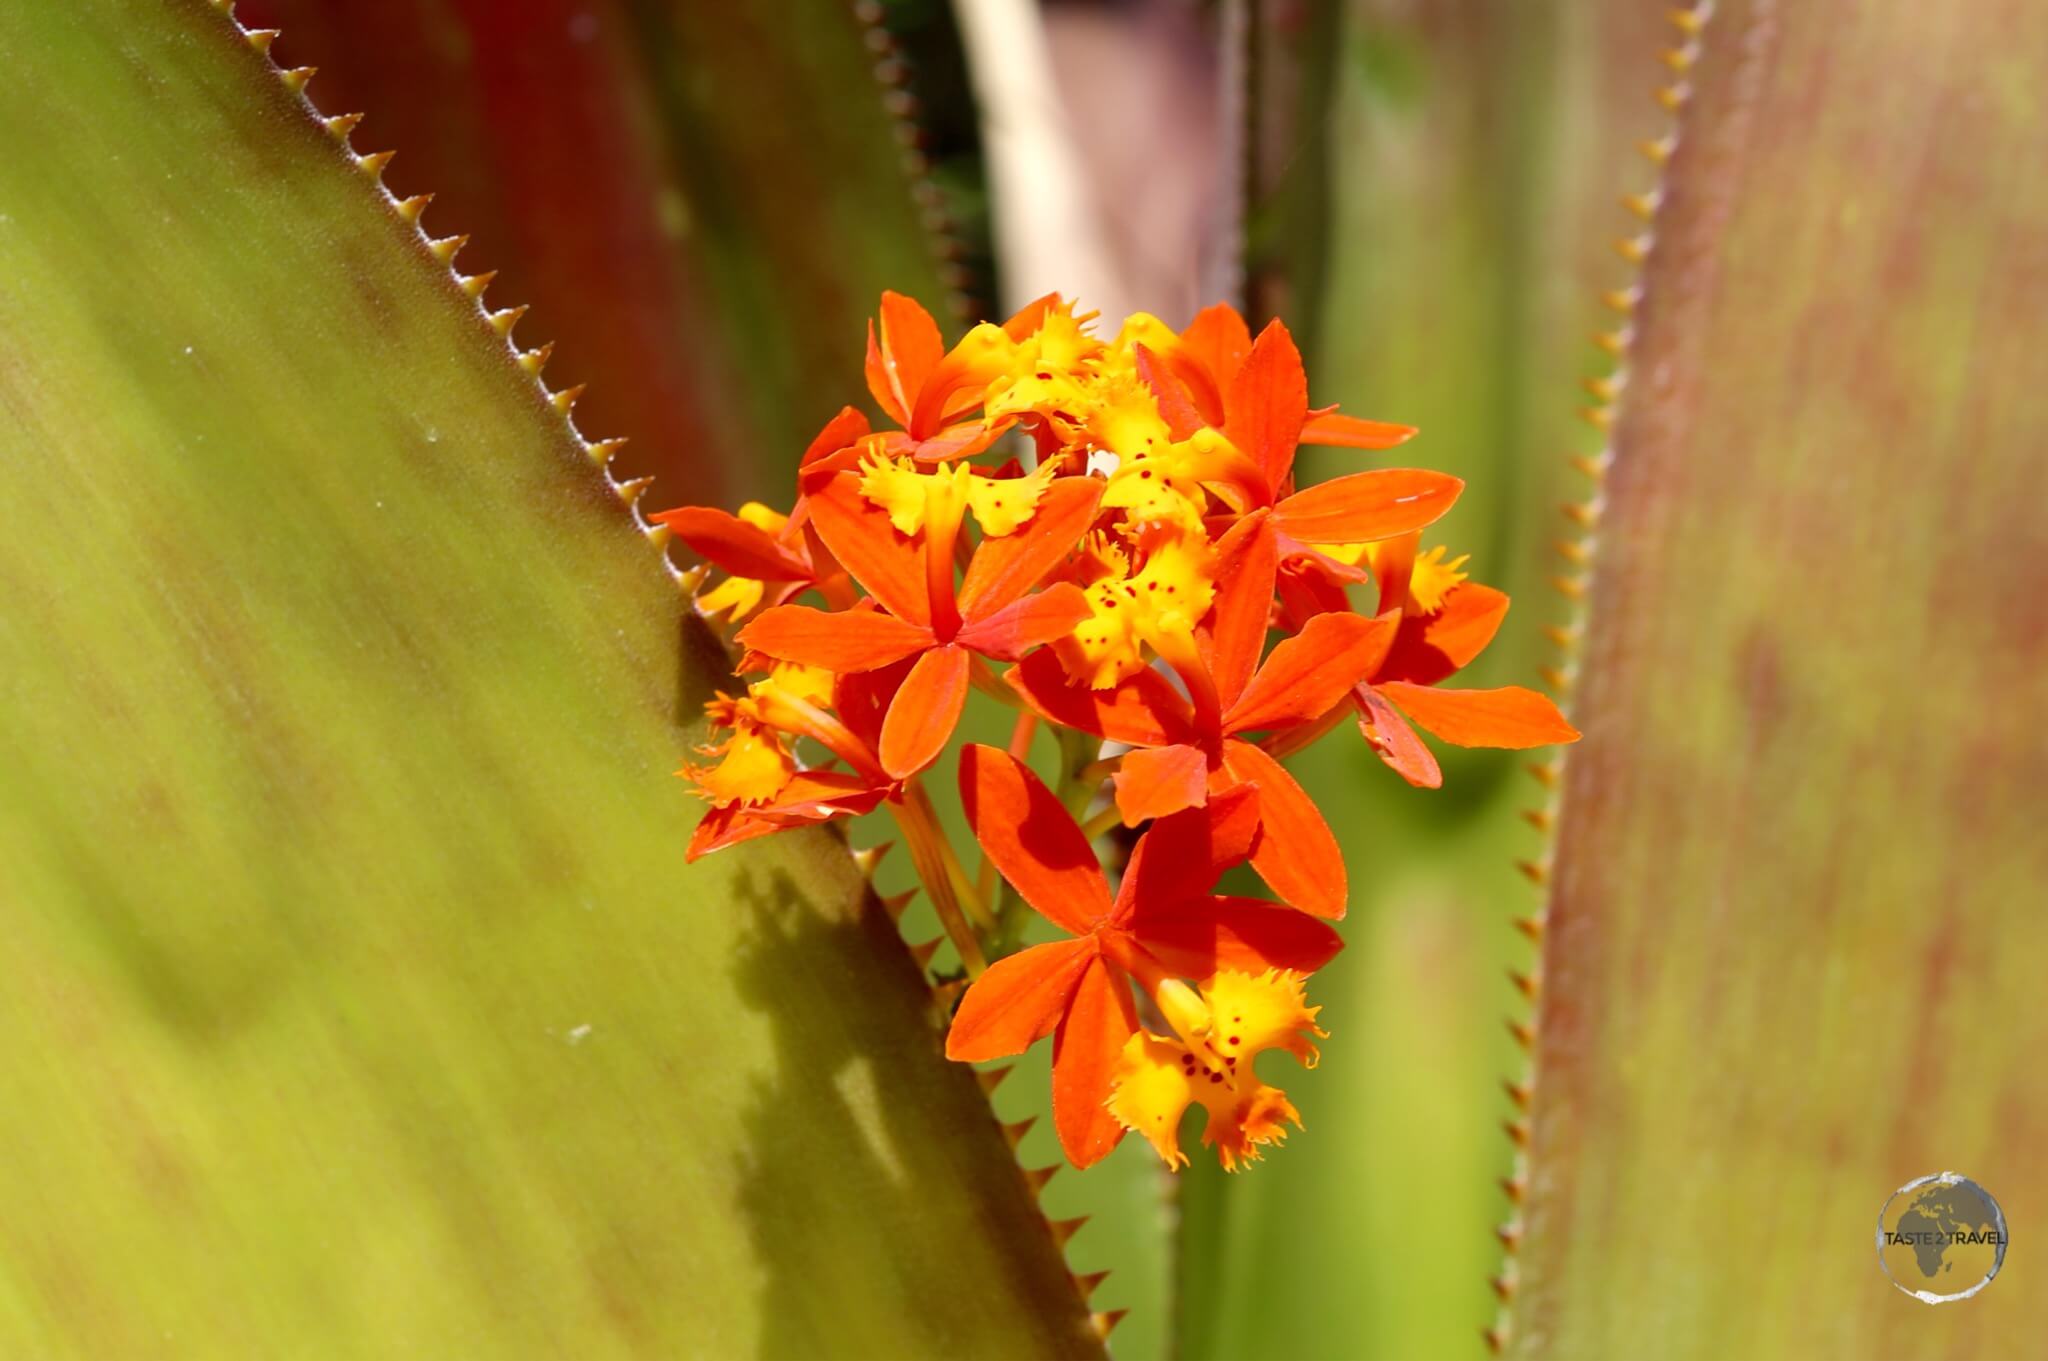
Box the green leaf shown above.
[0,4,1093,1355]
[1504,3,2048,1355]
[1179,4,1679,1357]
[235,0,961,512]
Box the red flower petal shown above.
[798,404,873,470]
[953,584,1094,662]
[864,320,906,426]
[805,472,932,627]
[1003,292,1063,339]
[1357,684,1442,789]
[1126,896,1344,980]
[1051,956,1138,1168]
[1114,784,1261,919]
[1177,302,1253,422]
[958,477,1105,620]
[649,505,810,582]
[1219,739,1348,919]
[1112,743,1210,827]
[1224,319,1310,494]
[865,290,944,425]
[1377,682,1580,749]
[958,745,1112,934]
[1377,583,1509,685]
[1199,511,1278,712]
[735,604,933,672]
[879,644,971,778]
[1272,469,1463,545]
[1300,410,1419,450]
[1224,611,1397,735]
[1134,342,1205,440]
[1006,648,1199,747]
[944,937,1097,1062]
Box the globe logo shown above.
[1876,1172,2007,1303]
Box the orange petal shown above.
[959,745,1112,934]
[1273,469,1463,545]
[1002,291,1062,339]
[910,418,1013,464]
[879,644,970,778]
[805,472,932,627]
[1113,743,1210,827]
[864,320,906,426]
[1126,896,1344,980]
[869,290,944,423]
[1378,583,1509,685]
[1199,511,1278,712]
[1219,739,1347,919]
[1177,302,1253,422]
[954,583,1094,662]
[735,604,933,672]
[1224,319,1310,493]
[1377,682,1581,749]
[650,505,809,581]
[1115,784,1261,917]
[1224,611,1396,736]
[1006,648,1199,748]
[1356,684,1442,789]
[798,404,873,469]
[1134,342,1205,440]
[1052,956,1139,1168]
[1300,410,1419,450]
[958,477,1105,619]
[945,937,1097,1061]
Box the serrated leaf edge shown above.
[1488,5,1717,1355]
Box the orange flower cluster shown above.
[654,292,1577,1171]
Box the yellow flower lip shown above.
[1107,969,1328,1172]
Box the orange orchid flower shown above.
[1276,532,1579,788]
[944,746,1342,1168]
[683,660,906,860]
[660,286,1582,1180]
[735,469,1103,779]
[651,406,872,619]
[1007,509,1394,919]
